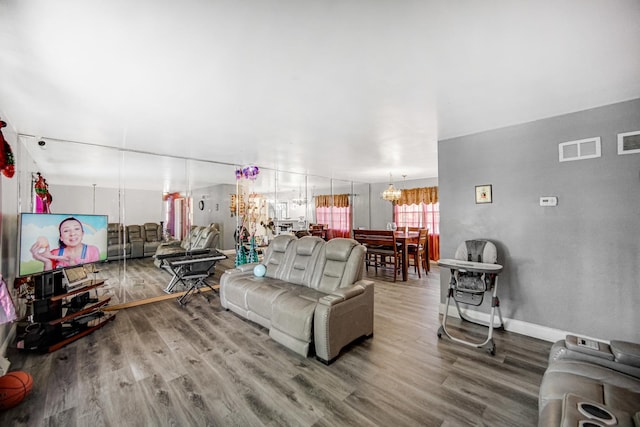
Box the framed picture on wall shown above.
[475,185,492,204]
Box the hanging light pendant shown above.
[382,173,401,202]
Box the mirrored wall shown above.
[16,135,370,305]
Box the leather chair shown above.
[126,225,144,258]
[153,224,220,267]
[142,222,162,257]
[106,223,130,260]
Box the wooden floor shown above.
[1,260,552,426]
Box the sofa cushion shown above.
[311,238,365,293]
[270,292,321,357]
[263,235,297,280]
[180,226,203,250]
[245,281,289,327]
[191,225,219,250]
[143,222,161,242]
[282,236,324,287]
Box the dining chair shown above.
[353,229,403,282]
[408,228,429,278]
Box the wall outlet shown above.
[540,196,558,207]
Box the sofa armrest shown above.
[539,393,635,427]
[314,280,374,363]
[611,341,640,368]
[223,263,260,275]
[550,338,640,379]
[320,284,366,306]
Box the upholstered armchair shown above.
[126,225,144,258]
[107,223,130,260]
[142,222,163,257]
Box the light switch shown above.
[540,196,558,207]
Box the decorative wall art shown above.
[475,185,492,204]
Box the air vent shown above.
[617,131,640,155]
[559,137,601,162]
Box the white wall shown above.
[47,184,164,225]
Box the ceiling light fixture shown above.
[382,173,401,202]
[291,186,307,206]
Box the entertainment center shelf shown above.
[16,270,116,353]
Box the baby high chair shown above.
[437,239,504,355]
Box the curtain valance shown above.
[398,186,438,205]
[314,194,350,208]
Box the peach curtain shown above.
[315,194,351,238]
[429,232,440,262]
[315,194,350,208]
[398,186,440,260]
[397,186,438,206]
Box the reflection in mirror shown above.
[16,135,371,307]
[272,170,307,235]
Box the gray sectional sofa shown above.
[538,335,640,426]
[220,234,374,364]
[107,222,162,260]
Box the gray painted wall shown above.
[193,183,238,250]
[438,98,640,342]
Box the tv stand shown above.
[16,269,116,353]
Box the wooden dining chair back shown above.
[353,229,402,282]
[310,224,328,240]
[408,228,429,278]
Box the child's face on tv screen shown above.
[60,220,84,247]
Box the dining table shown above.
[393,230,420,281]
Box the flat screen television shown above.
[19,213,108,277]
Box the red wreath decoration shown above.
[0,118,15,178]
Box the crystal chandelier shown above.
[291,187,307,206]
[382,173,401,202]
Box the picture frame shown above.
[475,185,492,204]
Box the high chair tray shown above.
[438,258,503,274]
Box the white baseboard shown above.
[439,303,571,343]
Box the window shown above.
[395,202,439,234]
[394,202,440,260]
[315,194,351,239]
[316,206,351,238]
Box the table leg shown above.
[402,242,409,281]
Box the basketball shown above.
[0,371,33,411]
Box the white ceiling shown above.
[1,0,639,190]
